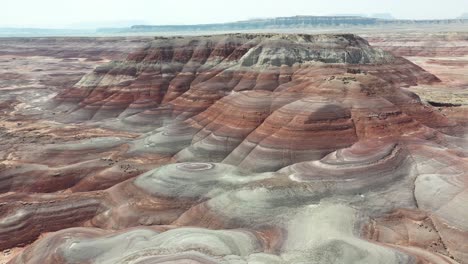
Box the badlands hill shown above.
[1,33,468,263]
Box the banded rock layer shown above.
[53,33,435,122]
[2,34,468,264]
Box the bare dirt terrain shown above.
[368,32,468,127]
[0,31,467,263]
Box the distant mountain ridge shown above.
[2,15,467,37]
[100,15,468,33]
[128,16,378,32]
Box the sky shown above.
[1,0,467,28]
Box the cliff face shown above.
[2,33,468,264]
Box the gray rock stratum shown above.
[1,33,468,264]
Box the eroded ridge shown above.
[1,33,468,263]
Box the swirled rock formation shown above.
[1,33,468,264]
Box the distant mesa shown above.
[327,13,368,17]
[2,14,467,37]
[123,16,380,33]
[97,15,468,34]
[328,13,395,20]
[369,13,395,20]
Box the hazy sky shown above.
[2,0,467,28]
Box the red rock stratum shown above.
[1,33,467,264]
